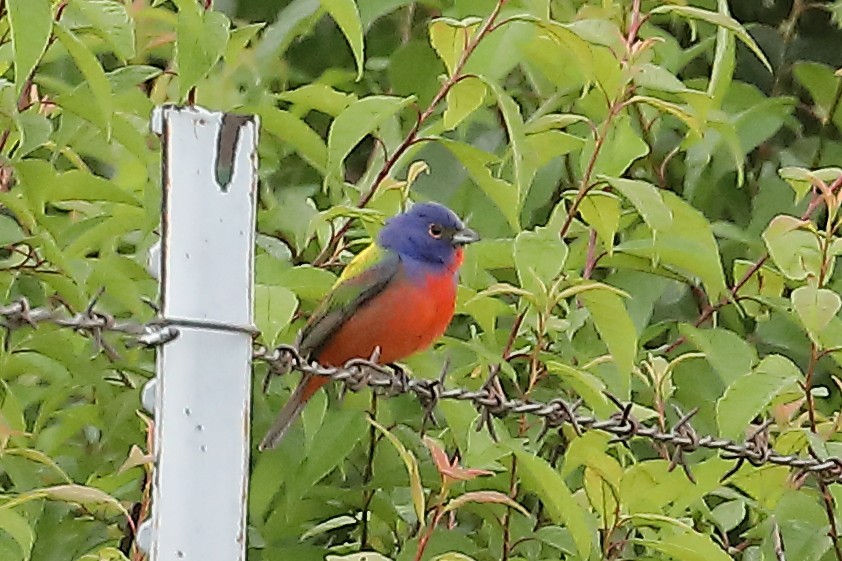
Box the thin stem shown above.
[811,77,842,168]
[360,395,379,547]
[818,478,842,561]
[501,456,518,561]
[558,100,626,239]
[558,0,644,240]
[413,508,446,561]
[314,0,508,266]
[583,229,598,279]
[0,0,68,156]
[662,174,842,354]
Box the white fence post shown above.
[140,105,259,561]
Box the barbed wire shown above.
[4,296,841,486]
[0,296,177,348]
[253,344,842,486]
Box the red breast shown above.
[316,254,461,366]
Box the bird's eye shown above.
[428,223,443,239]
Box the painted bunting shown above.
[259,202,479,450]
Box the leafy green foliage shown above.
[5,0,842,560]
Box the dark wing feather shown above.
[297,251,400,359]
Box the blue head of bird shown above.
[378,202,479,265]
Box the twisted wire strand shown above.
[253,344,842,485]
[4,297,840,486]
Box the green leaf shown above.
[525,113,589,134]
[680,325,757,386]
[368,419,426,529]
[443,77,486,130]
[524,130,584,169]
[793,62,841,128]
[717,355,800,440]
[8,0,52,93]
[429,17,481,75]
[326,554,393,561]
[256,106,328,173]
[175,6,230,98]
[514,227,568,294]
[53,170,140,206]
[0,214,25,246]
[732,259,785,318]
[706,3,735,108]
[293,409,366,501]
[651,5,772,72]
[53,23,113,133]
[326,95,415,183]
[630,95,702,136]
[438,139,519,229]
[14,111,52,159]
[431,554,475,561]
[580,286,637,387]
[633,63,691,94]
[599,176,673,232]
[762,215,823,281]
[546,361,612,416]
[779,166,842,203]
[70,0,136,60]
[792,285,842,345]
[616,191,727,299]
[0,508,34,558]
[254,0,319,64]
[511,448,592,559]
[580,114,649,178]
[277,84,357,117]
[579,192,620,253]
[322,0,365,80]
[224,22,265,64]
[443,491,529,517]
[254,285,298,346]
[5,484,129,520]
[484,80,528,200]
[631,514,733,561]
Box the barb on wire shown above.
[253,344,842,486]
[0,297,177,348]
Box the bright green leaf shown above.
[327,95,415,183]
[369,418,426,529]
[762,215,823,281]
[579,192,620,254]
[443,77,486,130]
[599,176,673,232]
[429,17,481,75]
[256,106,328,173]
[54,23,113,133]
[70,0,136,60]
[254,285,298,346]
[514,227,568,293]
[580,286,637,387]
[175,7,230,98]
[651,5,772,72]
[580,114,649,179]
[322,0,365,80]
[8,0,51,94]
[792,285,842,345]
[717,355,800,440]
[438,139,519,229]
[511,448,592,559]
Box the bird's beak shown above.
[452,226,480,246]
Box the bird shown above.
[259,202,479,450]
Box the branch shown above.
[313,0,509,266]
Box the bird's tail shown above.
[258,373,325,451]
